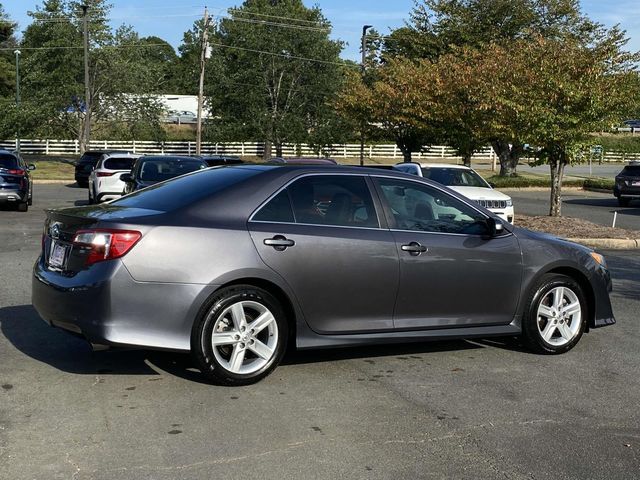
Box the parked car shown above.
[75,150,130,187]
[121,155,207,194]
[33,165,615,386]
[88,153,141,204]
[622,120,640,129]
[393,163,515,223]
[269,157,338,165]
[164,110,197,124]
[0,150,35,212]
[199,155,244,167]
[614,161,640,206]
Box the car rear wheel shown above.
[191,285,288,386]
[522,274,586,354]
[17,202,28,212]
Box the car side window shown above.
[252,191,295,223]
[376,178,489,235]
[287,175,379,228]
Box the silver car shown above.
[32,166,615,385]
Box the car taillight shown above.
[96,171,115,177]
[8,169,25,175]
[73,229,142,266]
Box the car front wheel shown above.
[522,274,587,354]
[191,285,288,386]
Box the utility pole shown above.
[196,6,210,156]
[14,50,21,154]
[81,4,91,154]
[360,25,373,167]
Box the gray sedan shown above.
[32,166,615,385]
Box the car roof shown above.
[269,157,338,165]
[101,153,141,160]
[411,163,472,170]
[0,149,17,156]
[139,155,205,162]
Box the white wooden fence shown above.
[1,139,636,162]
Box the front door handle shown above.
[401,242,428,256]
[264,235,295,251]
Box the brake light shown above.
[96,172,115,177]
[73,229,142,266]
[8,169,25,175]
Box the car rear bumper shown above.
[96,191,123,202]
[32,256,218,351]
[0,188,27,203]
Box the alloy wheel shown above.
[536,286,582,347]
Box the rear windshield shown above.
[0,154,19,169]
[621,165,640,176]
[104,157,135,171]
[138,159,205,182]
[112,167,261,212]
[422,168,488,188]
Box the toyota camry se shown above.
[32,165,615,385]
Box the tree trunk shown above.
[492,140,522,177]
[548,157,566,217]
[263,140,272,161]
[462,152,472,168]
[399,144,412,163]
[275,142,283,157]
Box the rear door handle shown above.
[401,242,428,256]
[264,235,295,251]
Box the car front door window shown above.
[378,179,489,235]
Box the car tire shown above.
[17,201,28,212]
[191,285,288,386]
[88,190,94,205]
[618,197,631,207]
[521,274,587,354]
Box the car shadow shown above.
[1,304,525,384]
[65,183,83,189]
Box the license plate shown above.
[632,181,640,186]
[49,242,68,268]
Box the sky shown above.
[3,0,639,61]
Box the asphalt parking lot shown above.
[508,189,640,232]
[1,184,639,479]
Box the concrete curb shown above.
[566,238,640,250]
[33,180,74,185]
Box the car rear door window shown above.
[252,191,295,223]
[288,175,378,228]
[376,178,488,235]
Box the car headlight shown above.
[506,199,513,207]
[590,251,607,268]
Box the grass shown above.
[25,155,77,181]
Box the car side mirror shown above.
[120,173,133,183]
[487,217,505,237]
[28,164,36,171]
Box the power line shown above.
[207,41,356,68]
[214,14,330,33]
[228,8,328,27]
[0,43,171,52]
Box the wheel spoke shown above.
[541,320,557,342]
[249,311,275,335]
[248,339,274,360]
[228,345,246,372]
[211,331,239,346]
[538,304,554,319]
[230,303,247,331]
[562,301,581,318]
[557,322,574,341]
[553,287,565,310]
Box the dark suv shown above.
[75,150,129,187]
[614,162,640,206]
[0,150,36,211]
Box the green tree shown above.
[204,0,345,159]
[385,0,599,176]
[0,3,17,100]
[20,0,167,149]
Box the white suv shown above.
[88,153,141,204]
[393,163,515,223]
